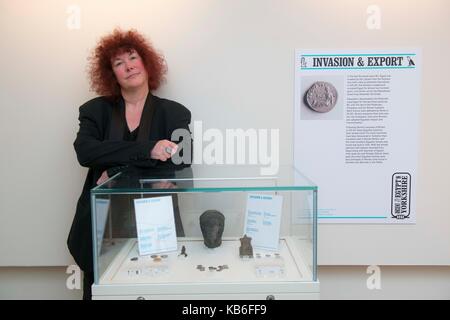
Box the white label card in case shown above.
[244,194,283,251]
[134,196,177,256]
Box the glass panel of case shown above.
[91,165,317,287]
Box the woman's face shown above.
[111,49,148,90]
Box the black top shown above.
[67,94,192,273]
[124,126,140,141]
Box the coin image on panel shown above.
[305,81,338,113]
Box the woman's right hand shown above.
[150,140,178,161]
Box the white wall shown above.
[319,266,450,300]
[1,266,449,300]
[0,267,82,300]
[0,0,449,299]
[1,0,449,267]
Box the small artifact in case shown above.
[239,234,254,258]
[200,210,225,248]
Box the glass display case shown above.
[91,165,319,300]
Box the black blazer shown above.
[67,94,191,272]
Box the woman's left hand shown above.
[150,140,178,161]
[96,170,109,185]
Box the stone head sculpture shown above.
[199,210,225,248]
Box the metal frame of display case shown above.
[90,165,319,300]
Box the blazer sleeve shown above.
[73,104,158,168]
[125,101,192,170]
[165,101,193,167]
[166,102,192,143]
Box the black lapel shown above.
[137,93,156,142]
[109,93,155,142]
[109,96,125,141]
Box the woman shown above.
[67,29,191,300]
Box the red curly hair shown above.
[88,28,167,97]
